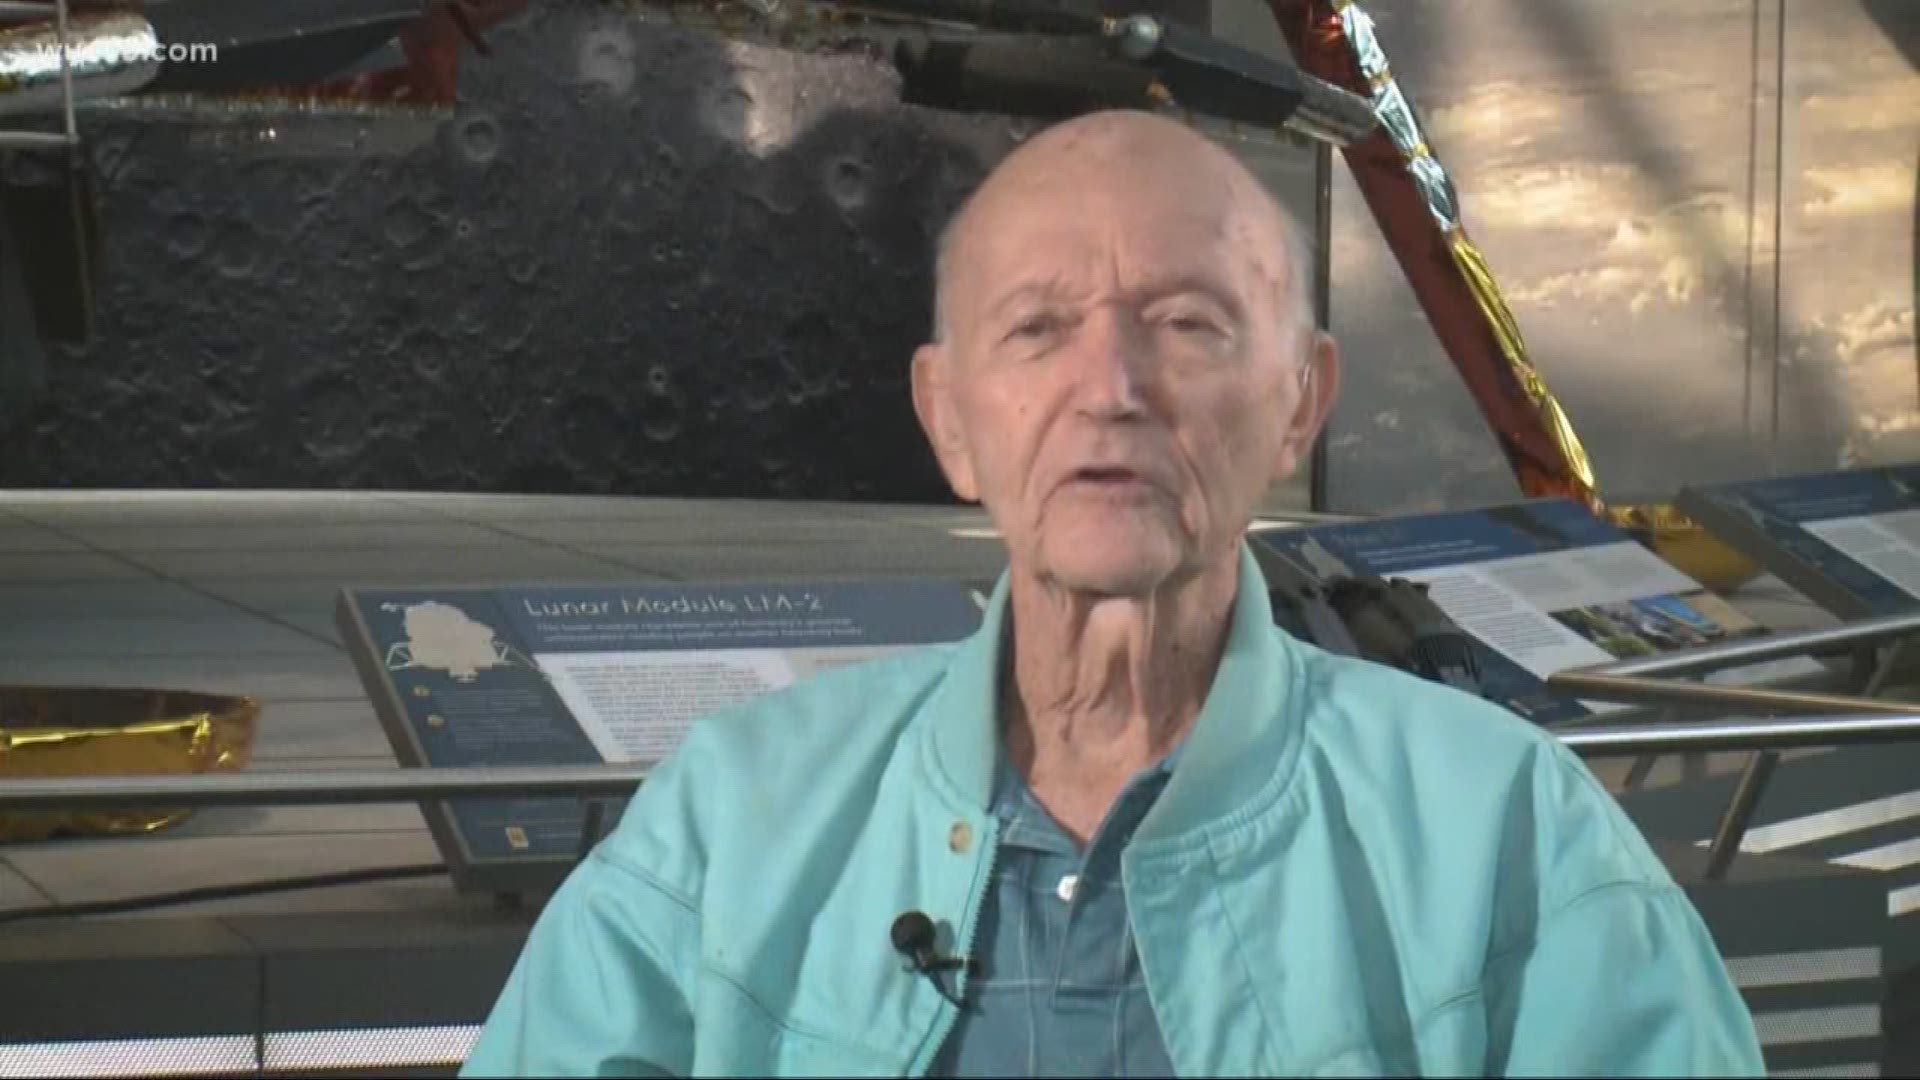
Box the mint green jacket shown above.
[463,546,1765,1077]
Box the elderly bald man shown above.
[463,112,1764,1078]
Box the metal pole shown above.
[1622,754,1659,790]
[0,763,650,811]
[1308,138,1333,513]
[1544,671,1916,716]
[0,130,73,149]
[1704,750,1779,881]
[53,0,74,144]
[1864,637,1918,698]
[0,0,83,148]
[1554,711,1920,757]
[1570,609,1920,680]
[0,714,1916,811]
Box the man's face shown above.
[914,134,1338,595]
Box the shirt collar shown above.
[988,735,1185,854]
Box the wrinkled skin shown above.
[910,110,1342,842]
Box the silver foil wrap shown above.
[1326,0,1602,501]
[0,12,160,119]
[1335,0,1462,232]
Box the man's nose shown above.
[1066,308,1150,419]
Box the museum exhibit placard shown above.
[1678,464,1920,619]
[336,579,986,894]
[1255,498,1819,725]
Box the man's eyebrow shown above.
[1136,273,1247,317]
[978,272,1252,323]
[985,279,1074,319]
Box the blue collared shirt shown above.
[929,743,1184,1078]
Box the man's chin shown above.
[1036,546,1184,598]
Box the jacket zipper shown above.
[912,817,1001,1076]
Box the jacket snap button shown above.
[948,821,973,854]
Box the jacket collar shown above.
[920,542,1304,847]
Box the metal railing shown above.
[1,712,1919,812]
[1548,612,1920,880]
[0,0,80,149]
[1547,607,1920,715]
[0,763,651,811]
[0,612,1909,889]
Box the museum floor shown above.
[0,489,1832,922]
[0,491,1015,920]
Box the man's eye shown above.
[1163,312,1220,335]
[1009,314,1059,339]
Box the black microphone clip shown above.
[891,911,975,1007]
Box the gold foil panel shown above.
[1275,0,1760,586]
[1450,234,1599,496]
[0,688,258,843]
[1328,0,1599,504]
[1605,504,1762,593]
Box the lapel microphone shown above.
[891,911,976,1007]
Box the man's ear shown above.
[1273,330,1342,482]
[911,343,980,502]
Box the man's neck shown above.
[1000,551,1240,844]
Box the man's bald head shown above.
[931,111,1315,347]
[907,108,1341,599]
